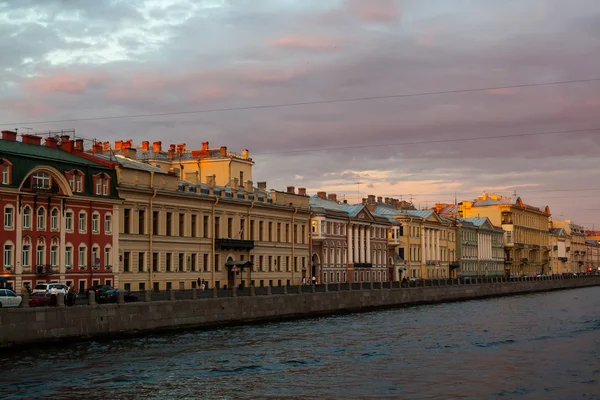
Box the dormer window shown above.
[32,172,50,190]
[0,160,11,185]
[93,173,110,196]
[67,170,84,193]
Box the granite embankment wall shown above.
[1,277,599,349]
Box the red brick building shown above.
[0,131,120,294]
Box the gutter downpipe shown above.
[248,200,255,285]
[148,171,157,289]
[211,197,219,288]
[292,207,298,284]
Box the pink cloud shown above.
[26,70,109,94]
[0,99,55,116]
[270,35,338,52]
[188,86,226,103]
[344,0,401,23]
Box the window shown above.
[166,253,172,272]
[153,211,159,235]
[65,246,72,267]
[102,179,109,195]
[138,252,145,272]
[138,210,145,234]
[51,209,58,230]
[3,244,13,267]
[179,253,184,272]
[105,214,112,234]
[203,254,208,272]
[124,209,131,234]
[228,217,233,238]
[32,172,50,189]
[96,179,101,195]
[79,246,86,267]
[79,212,86,232]
[179,213,185,237]
[22,245,30,267]
[1,164,9,184]
[203,215,209,238]
[23,207,31,229]
[65,211,73,231]
[92,213,99,233]
[50,246,58,267]
[92,247,100,267]
[76,175,82,192]
[37,208,45,230]
[123,252,130,272]
[191,215,197,238]
[191,253,197,272]
[4,207,13,229]
[166,212,172,236]
[104,247,112,267]
[36,245,43,266]
[214,217,220,239]
[152,252,158,272]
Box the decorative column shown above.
[436,230,440,262]
[360,226,366,263]
[347,224,353,264]
[366,226,371,263]
[354,225,359,264]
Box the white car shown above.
[0,289,23,308]
[32,282,68,296]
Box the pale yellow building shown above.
[372,198,457,280]
[92,146,310,292]
[460,193,551,276]
[552,220,586,274]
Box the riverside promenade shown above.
[1,275,599,350]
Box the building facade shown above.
[457,218,505,277]
[310,193,391,284]
[88,145,310,291]
[0,131,119,294]
[460,193,551,277]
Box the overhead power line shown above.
[2,77,599,126]
[253,127,600,155]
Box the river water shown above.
[2,287,600,399]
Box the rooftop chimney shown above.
[317,191,327,199]
[103,141,110,151]
[122,140,132,150]
[141,141,149,152]
[92,141,103,154]
[153,141,162,153]
[232,178,239,190]
[206,175,216,186]
[220,146,227,157]
[367,195,376,204]
[257,181,267,191]
[245,180,254,193]
[115,140,122,151]
[60,135,74,152]
[202,141,209,150]
[377,196,383,203]
[384,197,390,204]
[1,130,17,141]
[343,199,348,204]
[242,149,249,159]
[168,144,175,160]
[124,147,136,160]
[287,186,295,194]
[298,188,307,196]
[176,143,186,156]
[22,134,42,146]
[45,137,58,149]
[362,198,367,205]
[328,193,337,201]
[74,139,84,152]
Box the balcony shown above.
[521,258,529,263]
[505,258,513,262]
[35,265,55,275]
[514,243,525,249]
[501,213,513,225]
[559,257,568,262]
[353,263,373,268]
[215,238,255,251]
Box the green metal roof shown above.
[0,140,104,167]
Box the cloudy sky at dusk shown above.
[2,0,600,226]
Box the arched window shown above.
[50,208,59,230]
[3,241,14,268]
[92,212,100,233]
[23,206,31,229]
[78,244,87,267]
[0,159,12,185]
[3,205,14,229]
[37,207,46,231]
[78,211,87,233]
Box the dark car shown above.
[97,289,139,304]
[29,292,52,307]
[86,284,113,299]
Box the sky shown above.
[1,0,600,226]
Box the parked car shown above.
[29,292,53,307]
[87,284,113,295]
[97,289,138,304]
[32,283,68,296]
[0,289,23,308]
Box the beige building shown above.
[585,240,600,274]
[104,140,254,187]
[371,198,457,280]
[460,193,551,277]
[550,220,586,274]
[549,227,569,274]
[91,145,310,292]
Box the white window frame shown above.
[76,175,82,192]
[78,245,86,267]
[92,213,100,233]
[23,207,31,229]
[65,246,72,267]
[104,246,112,267]
[96,180,102,195]
[92,247,100,267]
[32,172,50,189]
[102,179,109,195]
[78,212,86,233]
[50,245,58,267]
[1,164,9,185]
[37,207,45,230]
[51,208,58,230]
[3,244,13,267]
[36,245,44,266]
[105,214,112,234]
[65,211,73,232]
[4,206,13,229]
[22,245,30,267]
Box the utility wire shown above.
[2,77,599,126]
[253,127,600,155]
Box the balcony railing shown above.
[35,265,55,275]
[215,239,255,251]
[353,263,373,268]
